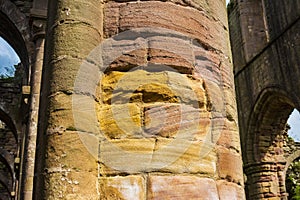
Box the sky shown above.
[288,109,300,142]
[0,37,20,77]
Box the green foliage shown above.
[286,159,300,200]
[227,1,234,12]
[293,186,300,200]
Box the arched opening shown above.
[287,109,300,142]
[0,118,17,198]
[0,8,30,80]
[244,89,296,199]
[0,37,24,129]
[0,2,30,126]
[0,36,20,79]
[0,2,30,197]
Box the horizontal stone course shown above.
[104,1,228,54]
[99,138,217,175]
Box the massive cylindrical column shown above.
[41,0,245,199]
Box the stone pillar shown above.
[22,10,47,200]
[244,162,287,200]
[41,0,245,199]
[23,38,44,199]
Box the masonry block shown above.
[217,147,243,184]
[99,176,146,200]
[217,180,245,200]
[148,176,219,200]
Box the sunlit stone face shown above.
[72,27,225,176]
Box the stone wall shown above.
[0,65,25,199]
[0,126,17,199]
[0,64,25,127]
[263,0,300,41]
[0,1,32,197]
[229,0,300,199]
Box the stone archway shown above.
[0,0,31,78]
[0,1,32,198]
[243,88,295,199]
[0,0,30,128]
[229,0,300,198]
[0,109,18,199]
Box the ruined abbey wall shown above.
[0,0,47,198]
[229,0,300,199]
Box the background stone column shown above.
[22,4,47,199]
[22,37,44,199]
[41,0,103,199]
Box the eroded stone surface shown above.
[45,131,98,199]
[100,70,207,105]
[152,139,217,175]
[217,180,246,200]
[148,176,219,200]
[99,176,146,200]
[97,104,142,139]
[144,104,210,139]
[99,138,156,173]
[217,147,244,184]
[104,1,228,54]
[99,138,217,175]
[216,119,240,151]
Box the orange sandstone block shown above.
[148,176,219,200]
[99,176,146,200]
